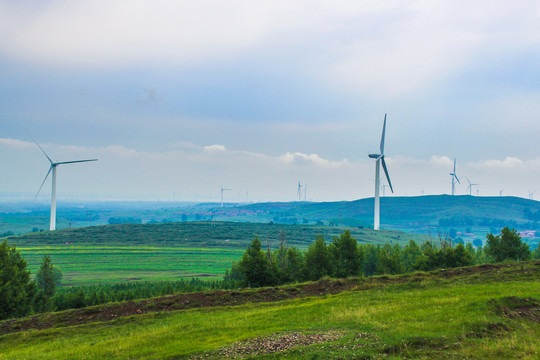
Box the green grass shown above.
[19,246,243,285]
[1,262,538,359]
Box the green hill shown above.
[1,260,538,359]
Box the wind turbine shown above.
[465,177,479,196]
[303,184,307,202]
[499,190,504,197]
[528,190,536,200]
[220,186,232,208]
[29,134,98,231]
[297,182,303,202]
[368,113,393,230]
[450,159,460,195]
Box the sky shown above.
[1,0,539,203]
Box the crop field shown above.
[19,246,243,285]
[1,261,538,359]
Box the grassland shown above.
[5,221,425,285]
[18,246,243,285]
[1,261,538,359]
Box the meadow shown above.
[19,246,243,285]
[6,221,423,285]
[1,261,538,359]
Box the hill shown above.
[1,260,538,359]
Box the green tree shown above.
[378,243,403,274]
[238,237,277,287]
[329,230,362,278]
[485,227,531,262]
[34,255,62,313]
[285,247,304,283]
[400,240,422,272]
[532,242,540,260]
[0,241,36,320]
[362,244,380,276]
[304,235,331,281]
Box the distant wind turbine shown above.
[450,159,460,195]
[297,182,303,202]
[465,177,479,196]
[303,184,307,202]
[499,190,504,197]
[368,114,394,230]
[220,186,232,208]
[529,190,536,200]
[29,133,97,231]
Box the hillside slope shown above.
[1,260,538,359]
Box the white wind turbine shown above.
[220,186,232,208]
[297,181,303,202]
[450,159,460,195]
[465,177,479,196]
[30,134,98,231]
[368,114,394,230]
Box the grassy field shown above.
[1,261,538,359]
[5,221,426,285]
[19,246,243,285]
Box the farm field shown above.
[18,246,243,285]
[5,221,426,285]
[1,261,538,359]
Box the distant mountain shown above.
[231,195,540,246]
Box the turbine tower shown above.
[30,134,98,231]
[220,186,232,208]
[297,182,303,202]
[368,113,394,230]
[450,159,460,195]
[499,190,504,197]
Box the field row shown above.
[20,246,244,285]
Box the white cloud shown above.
[470,157,525,169]
[203,144,227,152]
[280,152,347,168]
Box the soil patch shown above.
[490,296,540,322]
[190,331,344,359]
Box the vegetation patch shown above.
[490,296,540,322]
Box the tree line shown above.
[225,227,538,288]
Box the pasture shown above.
[19,245,243,285]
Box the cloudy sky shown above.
[1,0,539,202]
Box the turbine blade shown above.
[380,113,387,154]
[454,175,461,184]
[34,166,53,201]
[381,157,393,193]
[55,159,98,165]
[26,130,53,164]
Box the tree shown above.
[532,242,540,260]
[237,237,277,287]
[485,227,531,262]
[34,255,59,312]
[0,241,36,320]
[400,240,422,272]
[472,238,483,248]
[329,230,362,278]
[378,243,403,274]
[304,235,331,281]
